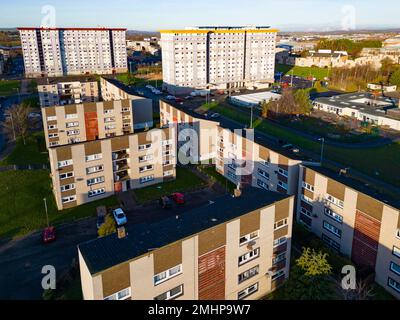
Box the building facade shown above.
[18,27,128,78]
[42,99,153,148]
[296,165,400,299]
[160,26,277,94]
[48,127,176,210]
[37,77,100,107]
[78,190,294,300]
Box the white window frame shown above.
[48,133,59,138]
[88,188,105,198]
[273,237,287,248]
[65,113,78,119]
[278,180,288,190]
[257,179,269,190]
[139,165,154,173]
[388,277,400,293]
[238,248,260,266]
[325,194,344,209]
[67,129,80,136]
[274,218,288,231]
[272,252,286,265]
[60,183,75,192]
[47,116,57,121]
[58,159,73,168]
[390,261,400,276]
[87,176,105,186]
[239,231,259,246]
[324,207,343,224]
[278,168,288,177]
[154,264,182,286]
[302,181,314,192]
[59,172,74,180]
[301,194,313,204]
[48,124,57,130]
[66,122,79,128]
[86,153,102,162]
[154,285,183,300]
[238,266,259,284]
[104,287,131,301]
[138,143,152,151]
[257,168,270,180]
[238,282,259,300]
[323,220,342,238]
[163,170,174,177]
[393,246,400,259]
[396,229,400,240]
[62,195,76,203]
[86,165,104,174]
[139,154,153,163]
[140,175,154,184]
[300,207,312,217]
[271,269,285,281]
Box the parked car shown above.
[184,96,193,100]
[113,208,127,226]
[146,85,154,89]
[166,95,176,100]
[171,192,185,205]
[159,196,173,209]
[210,113,220,119]
[96,206,106,229]
[42,226,56,244]
[175,97,184,103]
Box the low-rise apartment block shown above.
[78,188,294,300]
[42,99,153,148]
[296,165,400,299]
[37,76,100,107]
[18,27,128,78]
[49,127,176,210]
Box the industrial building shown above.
[229,91,281,108]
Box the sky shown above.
[1,0,400,31]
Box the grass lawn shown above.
[197,165,236,193]
[116,73,163,88]
[0,170,118,239]
[0,80,21,97]
[132,167,207,203]
[276,64,330,80]
[202,103,400,188]
[1,132,49,166]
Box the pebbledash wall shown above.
[297,165,400,299]
[78,193,294,300]
[48,127,176,210]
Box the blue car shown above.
[113,208,127,226]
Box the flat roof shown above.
[78,188,290,275]
[160,28,279,34]
[303,164,400,210]
[37,76,98,85]
[315,92,399,118]
[230,91,282,106]
[18,27,126,31]
[102,77,147,99]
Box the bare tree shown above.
[336,277,375,300]
[2,104,31,145]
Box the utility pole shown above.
[319,137,325,165]
[10,112,16,141]
[43,197,49,227]
[250,106,253,129]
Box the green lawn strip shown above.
[197,165,236,192]
[0,170,118,239]
[203,103,400,187]
[116,73,162,88]
[0,80,21,96]
[1,132,49,166]
[275,64,330,80]
[133,167,208,203]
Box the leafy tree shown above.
[293,89,313,115]
[284,248,334,300]
[380,57,396,78]
[389,68,400,87]
[2,103,31,145]
[259,99,274,118]
[98,214,117,237]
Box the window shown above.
[60,184,75,192]
[238,266,259,284]
[393,246,400,259]
[257,168,269,180]
[272,252,286,265]
[104,287,131,300]
[67,129,80,136]
[47,116,57,121]
[388,278,400,293]
[257,179,269,190]
[300,207,312,217]
[138,143,152,151]
[58,159,73,168]
[301,194,313,204]
[154,264,182,286]
[227,171,236,180]
[48,124,57,130]
[274,218,288,230]
[302,181,314,192]
[86,165,104,174]
[59,172,73,180]
[238,283,258,300]
[48,133,58,138]
[239,231,259,246]
[323,221,342,238]
[325,194,344,209]
[278,181,288,190]
[164,170,174,177]
[273,236,287,248]
[238,248,260,266]
[271,269,285,281]
[390,262,400,276]
[139,165,154,173]
[86,153,102,162]
[324,207,343,223]
[140,175,154,184]
[66,122,79,128]
[260,159,270,167]
[87,176,105,186]
[278,168,288,177]
[139,154,153,162]
[65,113,78,119]
[88,188,105,198]
[322,233,341,252]
[154,285,183,300]
[62,195,76,203]
[396,229,400,240]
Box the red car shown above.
[42,226,56,244]
[171,193,185,205]
[175,97,184,103]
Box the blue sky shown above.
[1,0,400,31]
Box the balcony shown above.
[114,160,129,172]
[114,170,130,182]
[112,151,129,161]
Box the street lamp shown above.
[43,197,49,227]
[250,105,254,129]
[318,137,325,165]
